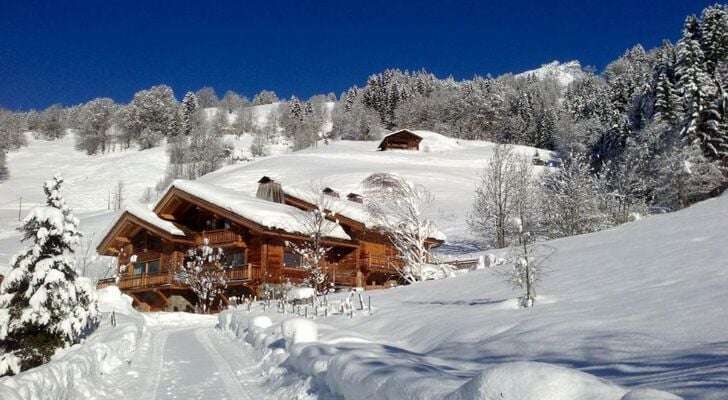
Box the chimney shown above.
[256,176,284,203]
[346,192,363,203]
[322,187,340,198]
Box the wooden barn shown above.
[96,177,443,312]
[378,129,423,151]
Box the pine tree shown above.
[0,151,7,181]
[181,92,201,137]
[0,175,99,376]
[699,83,728,163]
[677,16,715,139]
[653,42,683,127]
[699,5,728,76]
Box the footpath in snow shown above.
[0,287,275,400]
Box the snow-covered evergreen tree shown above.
[0,175,99,376]
[181,92,202,137]
[677,16,715,140]
[0,150,7,182]
[698,83,728,163]
[698,4,728,76]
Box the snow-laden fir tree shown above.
[181,92,202,137]
[0,151,7,182]
[0,175,99,376]
[698,4,728,76]
[699,83,728,163]
[363,173,440,283]
[174,240,229,313]
[677,16,715,140]
[652,41,683,127]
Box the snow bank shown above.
[219,309,681,400]
[281,318,317,350]
[0,287,146,400]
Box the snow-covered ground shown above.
[216,193,728,399]
[1,110,725,399]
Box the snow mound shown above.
[411,130,461,152]
[281,318,318,350]
[96,285,136,316]
[445,361,626,400]
[248,315,272,330]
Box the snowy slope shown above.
[220,193,728,399]
[515,60,585,87]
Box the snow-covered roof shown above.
[282,186,446,242]
[168,180,351,241]
[380,129,460,152]
[124,202,187,237]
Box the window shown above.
[283,252,302,268]
[147,260,160,274]
[225,250,246,268]
[133,260,160,275]
[133,263,144,276]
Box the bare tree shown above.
[114,181,125,211]
[468,144,519,248]
[502,157,550,308]
[174,241,230,313]
[287,187,340,292]
[363,173,439,283]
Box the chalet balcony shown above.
[195,229,243,246]
[97,263,262,290]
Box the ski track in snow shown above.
[127,319,269,400]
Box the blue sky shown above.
[0,0,717,110]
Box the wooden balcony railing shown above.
[96,263,262,290]
[196,229,243,246]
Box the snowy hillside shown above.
[515,60,585,87]
[217,193,728,399]
[200,135,555,252]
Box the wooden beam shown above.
[154,289,169,306]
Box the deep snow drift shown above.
[219,193,728,400]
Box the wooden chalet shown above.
[378,129,423,151]
[96,177,444,312]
